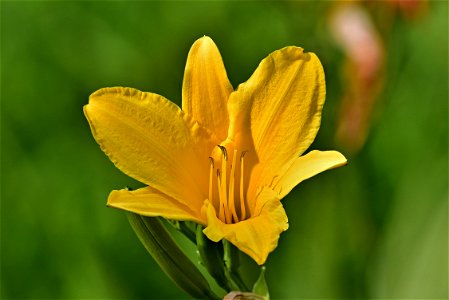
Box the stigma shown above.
[208,146,247,224]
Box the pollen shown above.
[208,146,248,224]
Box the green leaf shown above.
[127,213,219,300]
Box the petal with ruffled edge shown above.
[227,47,326,202]
[108,186,206,225]
[203,187,288,265]
[182,36,233,141]
[273,150,347,198]
[84,87,213,209]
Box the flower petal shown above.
[84,87,212,208]
[203,188,288,265]
[273,150,347,198]
[227,47,326,199]
[108,186,206,224]
[182,36,233,141]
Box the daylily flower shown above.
[84,36,347,265]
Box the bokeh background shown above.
[1,1,447,299]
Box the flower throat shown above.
[208,146,247,224]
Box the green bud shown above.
[127,213,219,300]
[252,266,269,300]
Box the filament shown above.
[216,169,226,222]
[240,151,247,221]
[228,149,239,223]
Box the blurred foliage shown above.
[1,1,447,299]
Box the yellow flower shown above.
[84,36,347,265]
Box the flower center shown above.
[208,146,248,224]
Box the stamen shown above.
[217,145,228,161]
[219,146,232,223]
[239,151,247,220]
[216,169,226,223]
[208,146,250,224]
[228,149,239,223]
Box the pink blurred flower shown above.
[329,3,385,153]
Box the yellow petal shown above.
[227,47,326,199]
[108,186,206,225]
[84,87,213,208]
[203,188,288,265]
[182,36,233,141]
[273,150,347,198]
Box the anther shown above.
[217,145,228,161]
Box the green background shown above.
[2,1,447,299]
